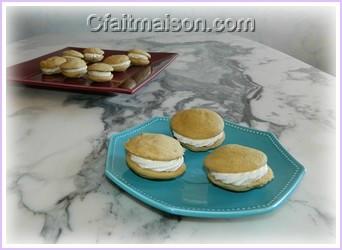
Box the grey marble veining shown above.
[6,32,336,244]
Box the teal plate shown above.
[105,117,305,218]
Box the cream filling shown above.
[111,61,130,69]
[211,165,269,186]
[41,67,60,74]
[129,53,148,60]
[84,53,103,60]
[130,154,184,172]
[88,71,112,77]
[63,66,87,73]
[173,131,224,147]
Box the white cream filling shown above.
[129,53,148,60]
[173,131,224,147]
[111,61,130,69]
[88,71,112,77]
[211,165,269,186]
[84,53,103,60]
[63,66,87,73]
[41,67,60,74]
[130,154,184,172]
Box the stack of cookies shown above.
[39,48,152,82]
[124,108,274,192]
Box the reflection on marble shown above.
[6,32,336,244]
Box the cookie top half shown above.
[63,50,84,59]
[128,49,151,59]
[88,63,113,72]
[103,55,130,64]
[40,56,67,69]
[204,144,267,173]
[171,108,224,139]
[125,133,184,161]
[60,58,87,69]
[83,48,104,55]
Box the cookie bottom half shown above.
[207,167,274,192]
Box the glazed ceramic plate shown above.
[105,117,305,218]
[7,47,177,94]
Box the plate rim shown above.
[105,117,306,218]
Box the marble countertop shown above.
[6,32,336,244]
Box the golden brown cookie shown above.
[129,49,151,59]
[83,48,104,63]
[205,144,267,173]
[170,108,225,151]
[87,63,113,82]
[40,56,67,75]
[125,133,184,161]
[125,133,186,180]
[171,108,224,139]
[128,49,151,66]
[60,59,87,78]
[103,55,130,72]
[62,50,84,60]
[204,144,274,192]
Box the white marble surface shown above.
[6,32,336,244]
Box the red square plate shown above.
[7,47,178,94]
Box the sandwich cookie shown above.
[103,55,131,72]
[204,144,274,192]
[40,56,67,75]
[125,133,186,180]
[171,108,225,151]
[83,48,104,63]
[87,63,113,82]
[60,59,87,78]
[62,50,84,60]
[128,49,151,66]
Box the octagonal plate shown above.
[105,117,305,218]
